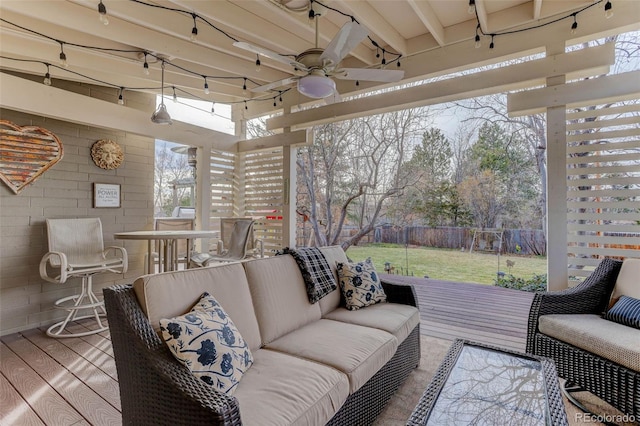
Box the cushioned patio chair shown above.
[527,258,640,419]
[39,218,128,337]
[191,218,262,266]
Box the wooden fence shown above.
[337,226,548,256]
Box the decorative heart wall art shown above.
[0,120,64,194]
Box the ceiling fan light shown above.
[298,74,336,99]
[151,103,172,124]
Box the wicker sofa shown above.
[104,246,420,426]
[526,258,640,419]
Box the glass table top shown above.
[426,345,549,425]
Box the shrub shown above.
[494,273,547,292]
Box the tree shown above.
[398,128,471,226]
[154,141,192,216]
[296,107,432,249]
[458,122,539,228]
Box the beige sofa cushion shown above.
[133,263,262,351]
[323,303,420,344]
[317,246,350,315]
[235,348,349,426]
[243,255,321,345]
[610,258,640,307]
[233,349,349,426]
[539,314,640,372]
[266,319,398,393]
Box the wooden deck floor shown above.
[0,278,534,425]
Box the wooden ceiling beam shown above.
[407,0,446,47]
[265,43,615,130]
[333,0,408,55]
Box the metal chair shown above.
[39,218,128,338]
[191,218,262,266]
[145,218,195,273]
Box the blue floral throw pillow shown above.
[159,292,253,394]
[604,295,640,330]
[337,258,387,310]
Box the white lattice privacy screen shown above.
[209,147,285,255]
[566,100,640,279]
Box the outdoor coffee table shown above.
[407,339,568,426]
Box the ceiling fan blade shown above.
[250,77,298,93]
[320,21,369,66]
[335,68,404,83]
[233,41,302,68]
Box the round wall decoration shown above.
[91,139,124,170]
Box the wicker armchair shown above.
[526,258,640,419]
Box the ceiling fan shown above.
[233,16,404,99]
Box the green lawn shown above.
[345,244,547,285]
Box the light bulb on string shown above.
[468,0,476,15]
[98,1,109,25]
[381,50,386,65]
[59,43,68,68]
[172,86,178,103]
[397,57,401,67]
[211,103,215,115]
[242,78,247,95]
[273,98,277,108]
[190,14,198,41]
[43,64,52,86]
[143,53,150,75]
[489,35,495,49]
[118,87,124,105]
[203,77,209,95]
[570,15,578,35]
[255,55,261,72]
[605,1,613,19]
[355,80,360,87]
[475,25,482,48]
[279,91,283,103]
[244,101,248,110]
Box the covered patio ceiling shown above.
[1,0,638,134]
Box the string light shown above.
[59,43,68,68]
[190,13,198,41]
[143,53,150,75]
[210,102,215,115]
[571,14,578,35]
[605,1,613,19]
[255,55,261,73]
[468,0,476,15]
[203,76,209,94]
[308,0,315,21]
[475,24,482,48]
[355,80,359,86]
[242,77,247,95]
[273,98,277,107]
[118,87,124,105]
[278,91,283,103]
[172,86,178,102]
[489,35,495,49]
[244,100,248,110]
[381,50,386,65]
[43,64,52,86]
[98,1,109,25]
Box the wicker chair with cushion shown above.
[526,258,640,419]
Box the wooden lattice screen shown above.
[566,100,640,279]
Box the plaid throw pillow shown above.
[278,247,337,303]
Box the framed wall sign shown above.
[93,183,121,208]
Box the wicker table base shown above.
[407,339,568,426]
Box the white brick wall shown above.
[0,87,156,335]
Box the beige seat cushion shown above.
[133,262,262,351]
[235,349,349,426]
[243,255,321,345]
[539,314,640,372]
[324,303,420,344]
[266,319,398,393]
[317,246,350,315]
[610,258,640,307]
